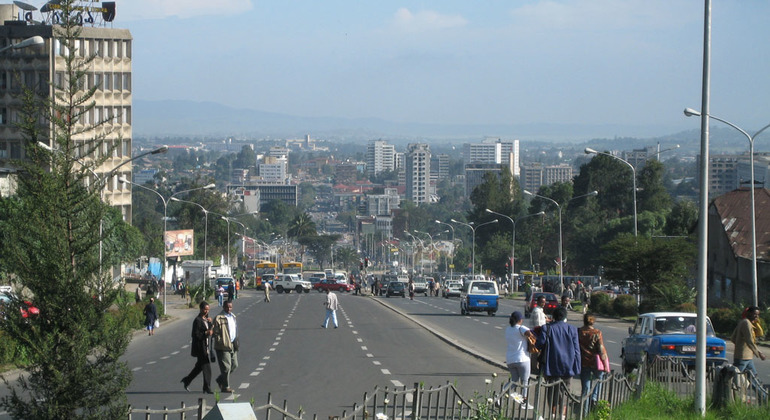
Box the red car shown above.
[524,292,558,318]
[0,293,39,319]
[313,279,355,293]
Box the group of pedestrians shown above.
[181,300,240,394]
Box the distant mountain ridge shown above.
[132,100,686,143]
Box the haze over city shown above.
[120,1,768,139]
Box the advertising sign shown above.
[165,229,194,257]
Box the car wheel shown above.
[488,310,495,316]
[276,286,284,294]
[295,285,303,293]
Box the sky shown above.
[64,1,770,137]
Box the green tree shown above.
[637,160,671,213]
[334,247,359,271]
[288,213,317,239]
[233,145,256,169]
[0,4,133,417]
[665,200,698,236]
[298,234,340,269]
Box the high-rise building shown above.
[366,140,395,178]
[463,137,520,177]
[406,143,430,205]
[430,153,450,183]
[0,6,134,219]
[521,163,573,194]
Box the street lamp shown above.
[450,219,498,276]
[435,220,456,280]
[170,197,211,294]
[523,190,598,292]
[684,108,770,307]
[221,212,258,269]
[0,35,44,53]
[405,231,425,274]
[585,148,637,237]
[485,209,545,292]
[414,230,448,275]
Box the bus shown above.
[255,261,278,290]
[282,261,303,278]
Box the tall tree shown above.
[0,3,133,417]
[288,213,317,239]
[637,159,672,213]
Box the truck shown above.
[273,274,312,294]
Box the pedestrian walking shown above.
[227,281,235,302]
[530,295,547,328]
[212,301,239,393]
[216,284,225,307]
[505,311,533,408]
[143,297,158,336]
[578,314,609,416]
[408,279,415,300]
[134,285,142,304]
[322,289,339,328]
[731,306,766,376]
[181,301,215,394]
[536,307,581,419]
[263,281,271,302]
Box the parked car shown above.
[620,312,727,374]
[460,280,498,316]
[0,293,39,319]
[442,280,463,298]
[313,279,355,293]
[386,281,406,298]
[308,276,324,286]
[524,292,559,318]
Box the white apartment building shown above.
[521,163,574,193]
[406,143,430,205]
[367,187,400,216]
[0,5,134,219]
[366,140,396,178]
[463,137,520,177]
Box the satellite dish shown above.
[40,0,62,13]
[13,1,37,11]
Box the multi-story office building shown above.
[0,5,134,219]
[259,156,288,183]
[227,184,296,212]
[702,154,741,199]
[465,163,507,197]
[463,137,520,177]
[268,146,289,159]
[366,140,395,178]
[406,143,430,205]
[430,153,450,183]
[366,187,400,216]
[521,163,573,193]
[735,153,770,191]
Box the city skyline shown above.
[111,1,768,139]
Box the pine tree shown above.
[0,2,133,418]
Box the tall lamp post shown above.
[523,190,598,292]
[219,211,258,272]
[171,198,211,294]
[405,231,425,274]
[685,108,770,307]
[435,220,456,280]
[585,148,637,237]
[118,177,214,309]
[485,209,545,292]
[450,219,498,276]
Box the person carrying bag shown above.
[578,313,609,416]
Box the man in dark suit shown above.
[181,301,214,394]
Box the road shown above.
[2,290,769,418]
[122,289,506,418]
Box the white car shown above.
[442,281,462,298]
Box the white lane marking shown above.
[481,322,489,325]
[239,383,249,389]
[269,348,276,352]
[352,330,359,335]
[259,362,267,366]
[495,326,503,330]
[263,356,270,360]
[132,367,142,372]
[373,361,381,366]
[181,345,189,349]
[146,361,156,365]
[272,342,280,346]
[160,356,170,360]
[357,338,363,343]
[171,351,180,355]
[391,380,404,387]
[366,353,374,358]
[250,372,260,376]
[361,346,368,351]
[381,369,391,375]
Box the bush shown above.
[675,302,697,313]
[590,293,612,316]
[708,307,741,336]
[612,294,638,317]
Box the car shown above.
[524,292,559,317]
[386,281,406,298]
[620,312,727,374]
[442,280,462,298]
[313,279,355,293]
[273,274,312,293]
[308,276,324,286]
[0,293,39,319]
[411,278,429,296]
[460,280,499,316]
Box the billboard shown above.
[165,229,194,257]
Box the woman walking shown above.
[505,311,533,408]
[578,313,609,416]
[143,297,158,336]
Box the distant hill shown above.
[132,100,687,143]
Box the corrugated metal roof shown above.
[712,188,770,261]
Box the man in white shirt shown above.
[531,295,547,328]
[213,301,238,393]
[322,289,339,328]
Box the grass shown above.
[604,382,770,420]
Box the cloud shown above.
[115,0,254,20]
[390,8,467,33]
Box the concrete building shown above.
[258,156,288,183]
[430,153,450,183]
[366,187,400,216]
[702,154,742,199]
[0,6,134,220]
[405,143,430,205]
[521,163,573,194]
[463,137,520,177]
[465,163,506,197]
[366,140,395,178]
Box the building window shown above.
[104,73,112,90]
[113,73,121,90]
[122,73,131,91]
[122,139,130,157]
[10,142,21,159]
[94,73,102,90]
[0,141,6,158]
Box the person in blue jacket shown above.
[536,307,581,418]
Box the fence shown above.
[128,358,768,419]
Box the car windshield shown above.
[470,282,496,294]
[653,316,715,336]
